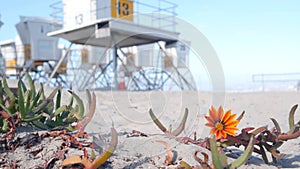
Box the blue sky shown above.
[173,1,300,74]
[1,0,300,90]
[175,0,300,90]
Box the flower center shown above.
[215,122,224,131]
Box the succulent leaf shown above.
[31,120,48,130]
[229,135,255,168]
[179,160,192,169]
[18,81,26,118]
[193,150,204,164]
[171,108,188,136]
[55,86,62,110]
[149,108,167,133]
[25,73,36,98]
[270,118,281,133]
[52,105,68,117]
[2,77,16,111]
[209,136,223,169]
[278,130,300,141]
[156,140,174,165]
[86,89,92,109]
[0,81,4,105]
[269,147,285,159]
[68,90,84,119]
[29,87,42,111]
[2,119,9,132]
[39,83,46,100]
[259,144,269,164]
[289,104,298,131]
[0,103,13,116]
[251,125,267,135]
[91,127,118,168]
[21,113,45,122]
[24,90,32,113]
[236,111,245,121]
[77,91,96,132]
[217,148,228,167]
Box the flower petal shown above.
[223,114,237,124]
[224,127,238,135]
[205,122,214,127]
[209,106,219,121]
[217,106,224,120]
[225,120,239,127]
[204,115,215,124]
[205,106,240,139]
[222,110,232,123]
[221,131,227,139]
[216,130,226,139]
[215,131,221,139]
[210,128,216,135]
[224,126,239,130]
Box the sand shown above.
[84,90,300,169]
[1,80,300,168]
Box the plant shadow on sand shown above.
[225,147,300,168]
[275,154,300,168]
[122,157,152,169]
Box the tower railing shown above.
[252,73,300,91]
[50,1,63,24]
[50,0,177,32]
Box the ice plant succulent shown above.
[149,108,188,137]
[205,106,239,139]
[62,127,118,168]
[178,135,256,169]
[0,73,96,134]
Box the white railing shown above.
[252,73,300,91]
[50,0,177,32]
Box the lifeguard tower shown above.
[15,16,68,86]
[0,16,68,87]
[48,0,196,90]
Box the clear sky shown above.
[0,0,300,90]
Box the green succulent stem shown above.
[21,113,45,122]
[171,108,188,136]
[278,130,300,141]
[0,103,13,116]
[179,161,192,169]
[2,77,16,111]
[210,136,223,169]
[55,87,62,110]
[210,135,255,169]
[18,81,26,118]
[229,135,255,168]
[1,76,98,133]
[149,108,167,133]
[25,73,36,98]
[289,104,298,131]
[91,127,118,168]
[68,90,84,119]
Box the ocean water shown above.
[194,73,300,92]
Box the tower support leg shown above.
[112,46,119,90]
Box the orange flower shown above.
[205,106,239,139]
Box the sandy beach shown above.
[2,80,300,168]
[84,90,300,168]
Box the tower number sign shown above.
[111,0,134,21]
